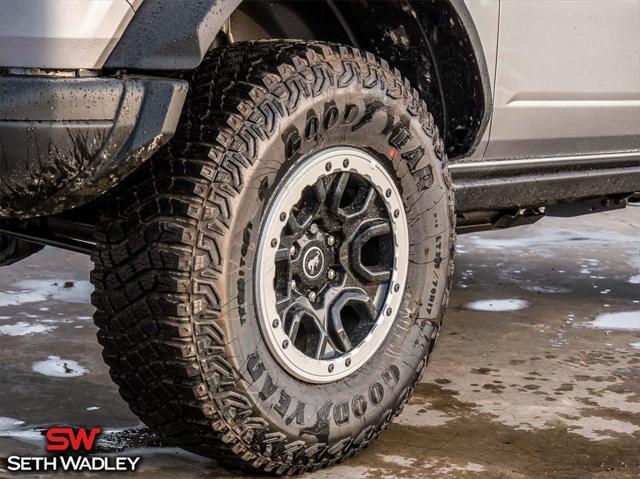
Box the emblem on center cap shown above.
[303,246,324,279]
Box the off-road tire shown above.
[91,40,455,474]
[0,235,43,267]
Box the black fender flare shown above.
[106,0,243,70]
[447,0,493,156]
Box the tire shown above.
[91,41,455,474]
[0,235,43,267]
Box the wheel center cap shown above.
[303,246,325,279]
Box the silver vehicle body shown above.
[0,0,638,223]
[1,0,638,164]
[0,0,135,69]
[466,0,640,161]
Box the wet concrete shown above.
[0,207,638,478]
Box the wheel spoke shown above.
[329,310,353,353]
[314,333,329,360]
[328,290,371,353]
[329,171,384,224]
[348,219,393,284]
[354,189,387,223]
[275,245,291,262]
[359,187,377,216]
[313,177,328,204]
[329,172,350,216]
[287,310,304,342]
[275,293,295,318]
[286,212,305,235]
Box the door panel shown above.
[486,0,640,160]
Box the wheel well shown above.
[228,0,490,159]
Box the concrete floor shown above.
[0,207,638,479]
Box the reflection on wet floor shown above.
[585,311,640,331]
[464,298,529,312]
[31,356,89,378]
[0,208,638,478]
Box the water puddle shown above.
[467,229,638,251]
[0,417,25,431]
[0,280,93,307]
[583,311,640,331]
[465,299,529,312]
[0,291,47,308]
[0,322,56,336]
[0,428,44,445]
[395,403,453,427]
[437,463,486,474]
[31,356,89,378]
[378,454,416,468]
[568,416,640,441]
[522,284,570,294]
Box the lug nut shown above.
[282,339,289,349]
[308,291,317,303]
[289,245,297,257]
[328,363,334,373]
[386,307,393,316]
[272,319,279,328]
[393,283,400,292]
[271,238,278,247]
[309,223,319,235]
[345,358,351,367]
[326,235,336,247]
[327,269,336,280]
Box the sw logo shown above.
[6,427,141,472]
[46,427,102,452]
